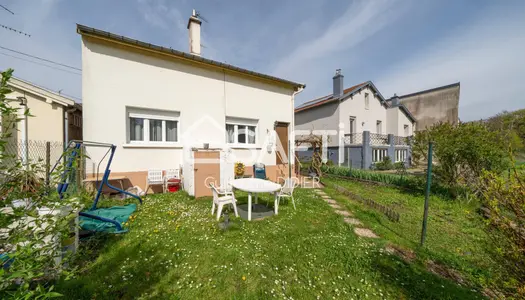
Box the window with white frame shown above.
[376,120,382,134]
[128,108,179,144]
[365,93,370,110]
[404,124,409,136]
[225,117,257,145]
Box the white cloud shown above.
[271,0,411,104]
[376,6,525,121]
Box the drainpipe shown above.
[64,108,68,145]
[290,87,304,179]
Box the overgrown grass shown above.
[321,165,456,198]
[55,189,482,299]
[322,176,506,295]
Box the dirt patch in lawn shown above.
[385,244,416,263]
[426,260,466,286]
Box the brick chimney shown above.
[187,9,202,56]
[333,69,344,98]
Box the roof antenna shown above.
[194,10,209,23]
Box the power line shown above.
[0,51,82,76]
[0,4,14,15]
[0,24,30,37]
[0,45,80,71]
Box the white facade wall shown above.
[386,108,398,136]
[81,37,294,176]
[386,107,414,136]
[295,102,339,147]
[7,88,65,142]
[397,109,414,136]
[338,87,387,135]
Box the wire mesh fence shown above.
[1,140,64,177]
[342,133,363,145]
[369,133,389,145]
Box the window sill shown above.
[122,143,183,149]
[228,144,261,150]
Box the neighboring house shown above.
[386,82,460,130]
[0,75,81,171]
[1,76,77,143]
[77,11,304,198]
[295,69,415,168]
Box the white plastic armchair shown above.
[145,169,164,194]
[210,183,238,220]
[277,178,298,209]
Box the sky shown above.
[0,0,524,121]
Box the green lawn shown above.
[322,176,504,295]
[56,188,483,299]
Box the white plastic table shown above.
[231,178,282,221]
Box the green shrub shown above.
[374,156,393,170]
[479,167,525,296]
[412,122,511,190]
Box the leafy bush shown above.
[412,122,511,194]
[394,161,407,175]
[373,156,393,171]
[0,69,82,299]
[479,167,525,296]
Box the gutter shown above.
[77,24,305,90]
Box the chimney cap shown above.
[187,10,202,29]
[335,69,342,76]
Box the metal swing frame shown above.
[50,140,142,232]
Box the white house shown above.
[294,69,415,167]
[77,11,304,197]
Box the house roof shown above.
[395,104,416,123]
[394,82,460,99]
[76,24,305,90]
[294,81,387,113]
[5,76,76,107]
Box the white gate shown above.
[220,148,234,188]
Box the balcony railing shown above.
[342,133,363,145]
[369,133,389,145]
[393,135,410,146]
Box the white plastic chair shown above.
[277,178,297,210]
[210,183,238,220]
[145,169,164,194]
[164,169,180,191]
